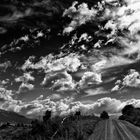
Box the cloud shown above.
[22,53,81,73]
[84,87,107,97]
[78,33,92,43]
[12,97,140,117]
[21,56,35,71]
[1,88,140,118]
[0,61,11,72]
[15,72,35,83]
[0,87,13,101]
[0,6,33,23]
[78,71,102,88]
[42,71,77,91]
[0,27,7,34]
[122,69,140,87]
[15,72,35,93]
[111,84,120,92]
[62,0,140,62]
[48,94,62,100]
[63,1,97,34]
[18,83,34,93]
[111,69,140,91]
[102,0,140,59]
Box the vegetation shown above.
[119,105,140,126]
[0,111,100,140]
[100,111,109,120]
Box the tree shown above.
[119,105,136,124]
[43,110,51,122]
[100,111,109,119]
[122,105,134,116]
[75,111,81,119]
[75,111,81,116]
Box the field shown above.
[0,115,100,140]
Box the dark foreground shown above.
[1,117,140,140]
[0,116,100,140]
[89,119,140,140]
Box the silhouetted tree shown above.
[43,110,51,123]
[100,111,109,119]
[122,104,134,116]
[75,111,81,119]
[119,105,137,124]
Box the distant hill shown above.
[0,109,31,123]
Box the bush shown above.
[119,105,140,126]
[0,110,100,140]
[122,105,134,116]
[43,110,51,122]
[100,111,109,120]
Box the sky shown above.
[1,0,140,118]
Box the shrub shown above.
[100,111,109,119]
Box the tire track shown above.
[113,120,137,140]
[88,119,140,140]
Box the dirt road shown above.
[88,119,140,140]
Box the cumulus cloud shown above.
[62,0,140,62]
[15,72,35,93]
[15,72,35,83]
[42,71,77,91]
[22,53,81,73]
[10,97,140,118]
[111,69,140,91]
[78,71,102,88]
[102,0,140,59]
[122,69,140,87]
[0,87,13,101]
[1,87,140,118]
[18,83,34,93]
[63,1,97,34]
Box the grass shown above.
[0,115,100,140]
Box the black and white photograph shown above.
[0,0,140,139]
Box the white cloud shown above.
[84,87,107,96]
[21,56,35,71]
[111,69,140,91]
[42,71,77,91]
[15,97,140,117]
[78,71,102,88]
[0,87,13,101]
[122,69,140,87]
[20,35,29,42]
[102,0,140,59]
[63,1,97,34]
[78,33,92,42]
[111,84,120,92]
[48,94,61,100]
[2,91,140,118]
[22,53,81,73]
[18,83,34,93]
[15,72,35,93]
[15,72,35,83]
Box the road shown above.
[88,119,140,140]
